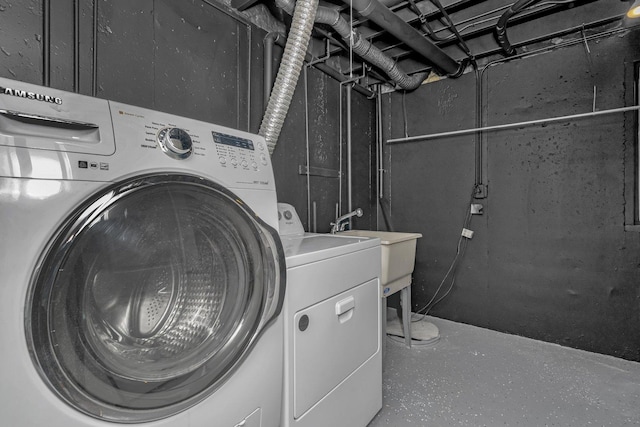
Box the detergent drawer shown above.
[292,278,379,419]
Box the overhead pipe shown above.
[314,6,429,90]
[495,0,542,56]
[277,0,428,90]
[264,32,374,100]
[481,14,623,61]
[338,0,464,77]
[387,105,640,144]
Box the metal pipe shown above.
[246,25,252,131]
[384,0,602,63]
[346,84,353,216]
[272,32,375,100]
[92,0,98,97]
[74,0,80,92]
[376,86,383,200]
[304,66,312,230]
[495,0,542,56]
[376,85,384,230]
[314,5,429,89]
[263,32,282,111]
[474,15,624,62]
[339,79,344,216]
[388,105,640,144]
[339,0,462,76]
[42,0,51,86]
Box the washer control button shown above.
[230,158,238,166]
[251,161,258,170]
[219,156,227,165]
[260,154,268,165]
[157,127,193,159]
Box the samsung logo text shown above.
[0,86,63,105]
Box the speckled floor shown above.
[368,316,640,427]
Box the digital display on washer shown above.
[212,131,254,151]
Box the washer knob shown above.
[157,127,193,159]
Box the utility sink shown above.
[340,230,423,349]
[338,230,422,297]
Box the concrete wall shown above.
[0,0,375,232]
[272,74,376,233]
[384,26,640,361]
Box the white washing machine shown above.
[277,203,382,427]
[0,77,286,427]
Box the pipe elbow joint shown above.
[447,59,468,78]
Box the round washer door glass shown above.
[26,174,285,423]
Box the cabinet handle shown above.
[335,296,355,316]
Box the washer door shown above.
[26,174,285,423]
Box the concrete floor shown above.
[368,316,640,427]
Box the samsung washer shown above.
[0,78,285,426]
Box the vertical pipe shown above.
[92,0,99,97]
[376,86,383,229]
[304,66,312,231]
[236,27,241,129]
[247,25,252,131]
[312,201,317,233]
[264,35,274,111]
[74,0,80,92]
[42,0,51,86]
[338,82,343,216]
[346,84,353,221]
[474,68,482,189]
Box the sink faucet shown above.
[330,208,363,234]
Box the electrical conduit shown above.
[495,0,542,56]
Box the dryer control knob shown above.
[157,127,193,159]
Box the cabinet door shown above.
[293,279,379,418]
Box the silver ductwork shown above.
[259,0,319,155]
[313,6,428,90]
[277,0,429,89]
[338,0,463,77]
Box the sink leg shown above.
[401,285,411,348]
[381,297,387,359]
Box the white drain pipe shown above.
[259,0,319,155]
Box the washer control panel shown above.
[107,100,274,191]
[212,130,267,171]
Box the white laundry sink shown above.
[339,230,422,296]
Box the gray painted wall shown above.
[0,0,375,233]
[384,26,640,361]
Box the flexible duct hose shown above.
[261,0,427,154]
[260,0,319,154]
[279,0,428,90]
[315,6,428,90]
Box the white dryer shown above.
[278,203,382,427]
[0,78,285,427]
